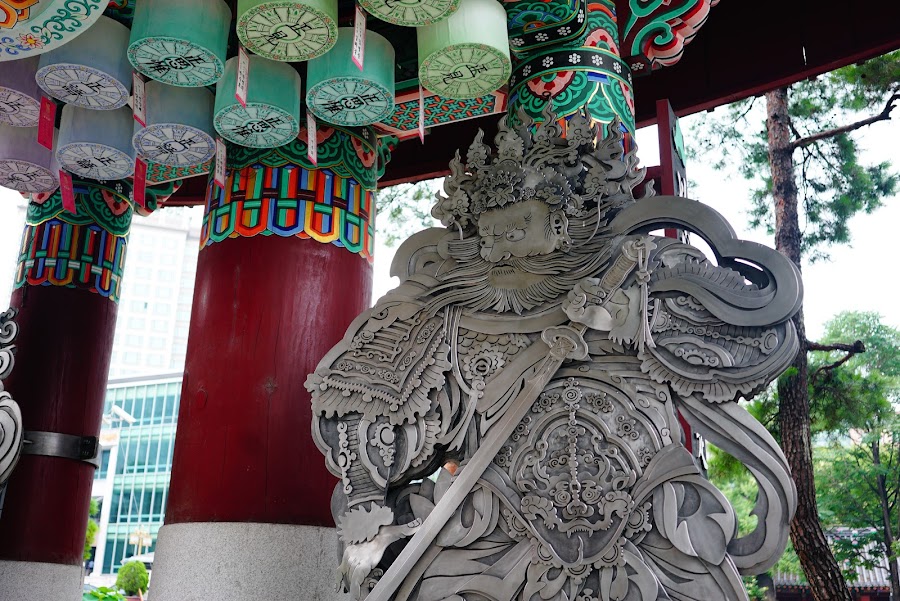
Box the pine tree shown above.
[693,51,899,601]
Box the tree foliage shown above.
[116,560,149,596]
[812,313,900,597]
[84,497,100,561]
[692,52,899,261]
[377,180,441,247]
[712,312,900,594]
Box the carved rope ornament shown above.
[308,106,801,601]
[0,308,23,486]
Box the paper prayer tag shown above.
[236,46,250,108]
[307,113,318,166]
[214,138,227,190]
[59,170,76,214]
[38,97,56,150]
[352,5,366,70]
[132,72,147,127]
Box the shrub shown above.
[115,561,149,596]
[85,586,125,600]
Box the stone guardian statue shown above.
[308,108,801,601]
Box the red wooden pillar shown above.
[165,235,370,526]
[0,184,134,598]
[150,131,388,600]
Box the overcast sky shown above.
[0,112,897,342]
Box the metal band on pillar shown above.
[20,431,101,468]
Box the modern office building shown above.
[90,373,182,576]
[107,208,202,378]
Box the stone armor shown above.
[308,108,801,601]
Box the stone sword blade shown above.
[365,325,587,601]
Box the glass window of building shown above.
[93,381,185,571]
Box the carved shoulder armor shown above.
[308,299,456,507]
[642,242,799,403]
[307,299,452,426]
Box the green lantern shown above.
[236,0,339,62]
[214,55,302,148]
[417,0,511,100]
[132,82,216,168]
[128,0,232,87]
[306,28,395,127]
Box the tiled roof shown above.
[774,528,893,589]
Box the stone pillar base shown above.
[0,560,83,598]
[150,522,349,601]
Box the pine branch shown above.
[734,96,759,123]
[807,339,867,379]
[789,93,900,151]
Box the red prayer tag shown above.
[59,170,76,214]
[418,87,426,143]
[133,158,147,208]
[236,46,250,108]
[38,97,56,150]
[307,113,318,166]
[352,4,366,70]
[132,72,147,127]
[214,137,227,190]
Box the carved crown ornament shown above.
[433,105,647,231]
[0,308,23,487]
[307,105,802,601]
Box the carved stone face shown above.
[477,200,566,289]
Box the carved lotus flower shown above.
[481,160,525,209]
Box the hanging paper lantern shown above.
[35,16,132,111]
[0,124,59,194]
[417,0,511,100]
[359,0,459,27]
[306,28,394,127]
[132,82,216,168]
[236,0,338,62]
[57,105,136,180]
[0,56,41,127]
[214,55,302,148]
[129,0,232,87]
